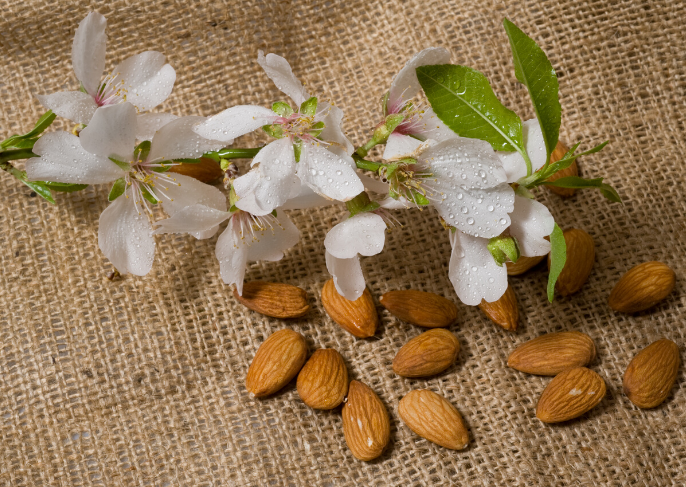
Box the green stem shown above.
[216,147,262,159]
[352,153,382,172]
[355,140,378,158]
[520,149,533,176]
[0,149,37,179]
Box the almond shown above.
[536,367,606,423]
[478,286,519,331]
[297,349,349,409]
[379,290,458,328]
[508,331,596,376]
[246,329,308,398]
[623,338,680,409]
[169,156,224,183]
[235,281,309,319]
[507,255,546,276]
[321,279,378,338]
[545,141,578,197]
[393,329,460,378]
[608,261,675,313]
[398,389,469,450]
[548,228,594,296]
[341,380,390,461]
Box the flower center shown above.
[123,158,181,213]
[93,74,127,107]
[380,160,439,207]
[229,210,283,246]
[276,113,323,142]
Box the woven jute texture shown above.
[1,0,685,485]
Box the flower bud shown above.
[488,236,520,267]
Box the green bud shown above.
[220,158,231,171]
[262,124,284,139]
[300,96,318,117]
[487,236,520,267]
[371,113,405,145]
[272,101,294,117]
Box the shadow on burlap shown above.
[0,0,684,485]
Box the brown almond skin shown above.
[393,329,460,378]
[536,367,606,423]
[235,281,309,319]
[623,338,680,409]
[297,349,349,409]
[169,156,224,183]
[508,331,596,376]
[379,290,458,328]
[478,286,519,331]
[608,261,676,313]
[246,329,308,398]
[398,389,469,450]
[547,228,595,296]
[321,279,378,338]
[507,255,546,276]
[342,381,390,461]
[545,141,578,197]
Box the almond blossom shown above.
[25,102,226,275]
[193,51,363,216]
[36,11,177,139]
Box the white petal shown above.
[317,102,354,156]
[246,211,300,261]
[27,131,125,184]
[98,196,155,276]
[280,184,333,210]
[324,212,386,259]
[448,231,508,306]
[107,51,176,112]
[215,224,249,295]
[72,11,107,96]
[79,103,136,160]
[508,196,555,257]
[148,116,226,162]
[234,138,299,215]
[358,173,390,195]
[413,106,457,142]
[297,141,364,202]
[383,132,424,160]
[159,173,227,216]
[379,196,412,209]
[153,204,229,237]
[388,47,451,110]
[325,252,366,301]
[498,118,548,183]
[35,91,98,125]
[136,112,179,141]
[193,105,279,142]
[257,50,309,106]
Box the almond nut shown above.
[547,228,594,296]
[235,281,309,319]
[321,279,378,338]
[536,367,606,423]
[297,349,349,409]
[169,156,224,183]
[545,141,578,197]
[246,329,308,397]
[507,255,546,276]
[398,389,469,450]
[508,331,596,376]
[341,380,390,461]
[478,286,519,331]
[379,290,458,328]
[393,329,460,378]
[608,261,675,313]
[623,338,680,409]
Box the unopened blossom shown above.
[194,51,363,216]
[324,212,388,300]
[153,203,300,295]
[36,11,177,139]
[26,102,226,275]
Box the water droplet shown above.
[467,217,474,225]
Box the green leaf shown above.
[503,18,561,161]
[140,185,159,204]
[416,64,524,152]
[133,140,151,162]
[409,190,430,206]
[262,124,284,138]
[599,184,622,203]
[109,157,131,171]
[300,96,318,117]
[1,110,57,149]
[272,101,293,117]
[547,223,567,302]
[43,182,89,193]
[108,178,127,201]
[543,175,621,203]
[22,180,56,204]
[309,121,325,138]
[293,139,303,163]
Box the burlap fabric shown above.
[0,0,684,485]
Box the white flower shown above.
[383,48,458,160]
[153,204,300,295]
[36,11,177,138]
[26,102,226,275]
[193,51,363,216]
[324,212,387,300]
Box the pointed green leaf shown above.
[503,18,561,161]
[417,64,524,152]
[262,124,284,139]
[300,96,318,117]
[547,223,567,302]
[43,182,89,193]
[22,180,55,204]
[140,185,159,204]
[1,110,57,149]
[133,140,151,162]
[272,101,293,117]
[599,184,622,203]
[109,157,131,171]
[293,139,303,163]
[108,178,127,201]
